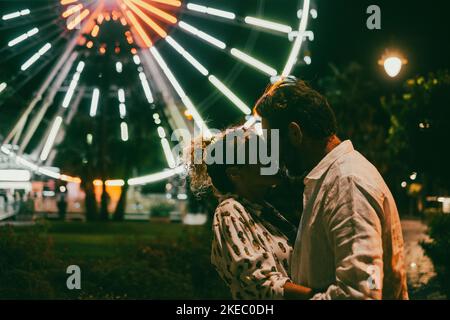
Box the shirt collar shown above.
[304,140,354,184]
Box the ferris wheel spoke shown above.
[20,42,52,71]
[165,36,209,76]
[208,75,251,115]
[243,16,292,35]
[3,27,61,62]
[146,0,182,7]
[177,20,226,50]
[174,20,278,77]
[184,2,236,20]
[1,9,31,21]
[230,48,277,77]
[128,0,178,24]
[181,2,294,38]
[123,9,153,47]
[60,0,79,5]
[6,27,40,48]
[123,0,168,38]
[149,46,211,138]
[164,35,251,115]
[282,0,310,76]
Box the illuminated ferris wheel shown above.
[0,0,316,186]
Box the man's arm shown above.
[313,176,384,300]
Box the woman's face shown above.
[230,164,281,200]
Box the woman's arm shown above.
[211,201,291,299]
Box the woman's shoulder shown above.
[215,197,249,220]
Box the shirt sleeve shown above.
[312,176,384,300]
[211,201,290,300]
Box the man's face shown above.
[261,118,299,175]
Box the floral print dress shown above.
[211,197,293,300]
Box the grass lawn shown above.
[0,221,230,299]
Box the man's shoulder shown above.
[325,150,388,196]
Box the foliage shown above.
[422,213,450,298]
[0,222,230,299]
[0,225,64,299]
[317,63,391,173]
[382,70,450,193]
[150,201,175,218]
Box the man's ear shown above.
[287,122,303,147]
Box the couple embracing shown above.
[188,77,409,300]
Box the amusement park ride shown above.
[0,0,316,214]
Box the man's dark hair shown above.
[254,77,337,139]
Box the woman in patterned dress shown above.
[188,127,312,300]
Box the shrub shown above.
[422,213,450,298]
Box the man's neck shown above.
[305,135,341,174]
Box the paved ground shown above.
[401,218,447,299]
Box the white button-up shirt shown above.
[291,140,409,299]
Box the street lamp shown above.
[378,50,408,78]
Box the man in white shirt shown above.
[254,77,408,299]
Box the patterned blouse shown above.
[211,197,294,300]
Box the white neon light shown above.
[208,75,251,114]
[2,9,30,21]
[1,145,11,155]
[138,72,154,103]
[133,55,141,65]
[0,82,6,94]
[89,88,100,117]
[149,46,211,138]
[62,61,85,108]
[128,166,185,185]
[76,61,85,72]
[0,169,31,182]
[178,21,226,49]
[118,88,125,103]
[304,55,311,65]
[230,48,277,77]
[105,179,125,187]
[244,17,292,34]
[8,27,39,47]
[116,61,123,73]
[166,36,209,76]
[20,43,51,71]
[119,103,126,119]
[16,156,38,171]
[282,0,310,76]
[157,126,166,138]
[40,116,63,161]
[120,122,129,141]
[38,167,61,179]
[161,138,176,168]
[187,3,235,20]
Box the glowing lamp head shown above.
[383,57,403,78]
[379,51,408,78]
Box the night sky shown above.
[311,0,450,78]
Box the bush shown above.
[0,225,63,299]
[150,201,175,218]
[422,213,450,298]
[0,223,230,299]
